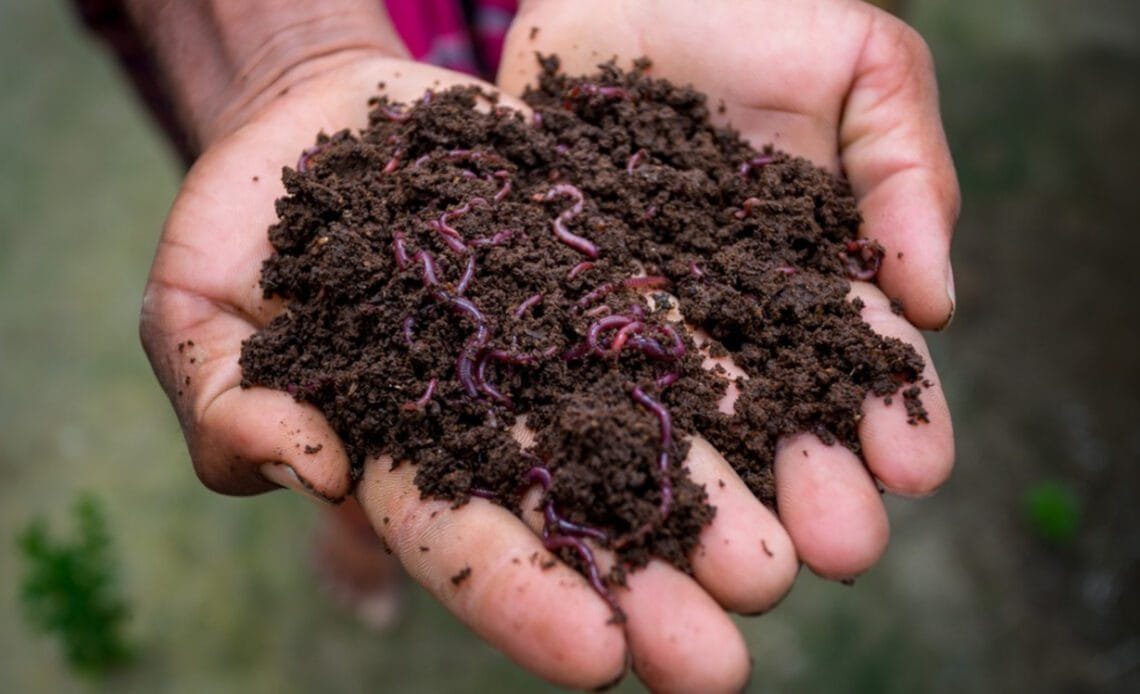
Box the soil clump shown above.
[240,57,927,594]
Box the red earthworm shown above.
[542,184,598,259]
[296,143,326,173]
[567,261,594,279]
[377,105,409,122]
[382,149,403,175]
[738,154,773,177]
[432,290,490,398]
[585,315,634,355]
[775,266,797,276]
[631,386,674,518]
[689,261,705,279]
[474,353,512,406]
[574,281,616,310]
[840,239,884,280]
[470,487,497,500]
[402,378,437,410]
[402,315,416,346]
[523,465,618,612]
[655,371,680,389]
[607,321,645,356]
[564,83,630,104]
[734,197,765,219]
[456,255,476,295]
[471,229,515,247]
[430,197,488,253]
[626,148,647,175]
[392,231,410,269]
[623,275,669,291]
[512,293,543,319]
[492,170,512,202]
[414,250,440,286]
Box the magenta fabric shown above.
[383,0,518,80]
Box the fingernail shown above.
[940,261,957,330]
[260,462,339,505]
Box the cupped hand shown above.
[140,54,628,689]
[484,0,958,689]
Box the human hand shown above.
[138,48,643,689]
[477,0,958,689]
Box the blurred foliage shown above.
[1023,481,1082,547]
[17,494,134,676]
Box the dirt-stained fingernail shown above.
[260,462,339,505]
[940,260,957,330]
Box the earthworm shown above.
[575,275,669,311]
[564,83,630,103]
[840,239,884,281]
[734,197,765,219]
[689,261,705,279]
[474,353,512,406]
[431,197,489,253]
[376,105,409,122]
[392,231,410,269]
[622,275,669,291]
[491,170,512,203]
[512,293,543,318]
[402,315,416,345]
[631,386,674,518]
[542,184,599,259]
[626,149,648,175]
[523,465,618,612]
[414,250,440,286]
[567,261,594,279]
[738,154,773,177]
[432,290,490,398]
[584,315,634,355]
[402,378,437,410]
[471,229,514,247]
[296,143,326,173]
[382,150,403,175]
[607,321,646,356]
[456,255,476,295]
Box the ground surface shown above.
[1,0,1137,692]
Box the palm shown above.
[141,57,503,498]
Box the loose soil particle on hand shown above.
[240,57,926,591]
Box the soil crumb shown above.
[451,566,472,586]
[240,57,926,588]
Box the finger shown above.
[849,282,954,496]
[516,480,750,692]
[839,14,960,330]
[620,561,751,693]
[775,433,889,580]
[685,435,799,615]
[356,456,627,690]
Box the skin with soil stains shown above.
[239,58,927,609]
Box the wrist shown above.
[125,0,408,153]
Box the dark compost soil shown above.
[240,57,927,600]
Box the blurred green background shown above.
[2,0,1138,691]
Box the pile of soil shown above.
[240,57,926,593]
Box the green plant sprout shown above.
[1023,480,1081,547]
[17,493,133,676]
